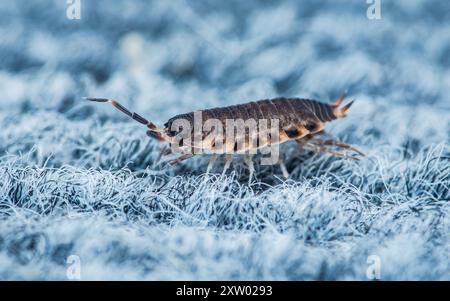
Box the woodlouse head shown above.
[164,113,194,137]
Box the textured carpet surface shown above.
[0,0,449,280]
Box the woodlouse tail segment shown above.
[333,93,346,107]
[84,97,162,133]
[333,98,355,118]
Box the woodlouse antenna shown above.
[84,97,160,131]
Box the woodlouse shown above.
[86,95,364,182]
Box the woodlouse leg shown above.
[306,144,360,160]
[222,154,233,176]
[244,154,255,185]
[317,139,366,156]
[295,134,314,151]
[206,154,218,174]
[320,148,359,160]
[279,159,289,179]
[161,154,195,170]
[156,146,172,163]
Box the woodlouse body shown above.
[163,98,351,152]
[86,95,363,181]
[167,97,338,131]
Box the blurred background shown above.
[0,0,449,280]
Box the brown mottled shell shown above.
[165,98,337,135]
[161,97,344,152]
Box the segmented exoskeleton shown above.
[86,95,364,182]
